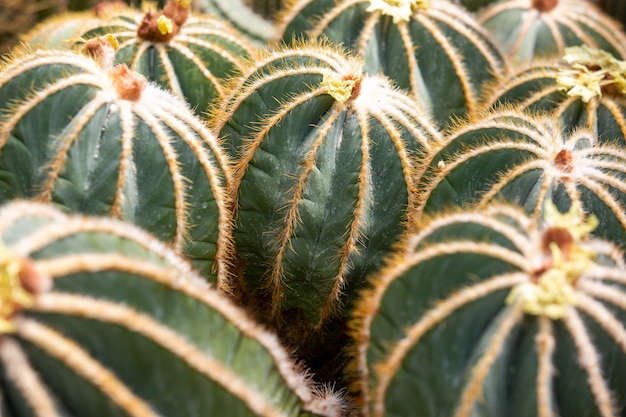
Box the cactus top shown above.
[505,201,599,319]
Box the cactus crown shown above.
[351,201,626,417]
[505,200,599,319]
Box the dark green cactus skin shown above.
[417,110,626,252]
[482,61,626,146]
[478,0,626,63]
[215,43,439,327]
[81,9,256,117]
[0,201,325,417]
[192,0,278,45]
[0,50,232,284]
[278,0,506,128]
[351,203,626,417]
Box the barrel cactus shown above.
[417,109,626,252]
[350,200,626,416]
[192,0,278,45]
[482,45,626,145]
[20,1,128,50]
[478,0,626,63]
[0,199,344,417]
[213,41,439,335]
[79,0,256,117]
[278,0,507,127]
[0,41,232,285]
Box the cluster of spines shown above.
[213,41,439,330]
[0,44,233,285]
[481,45,626,145]
[416,109,626,251]
[350,201,626,417]
[0,200,345,417]
[277,0,506,127]
[78,0,257,117]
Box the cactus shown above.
[212,41,439,332]
[21,1,129,50]
[192,0,278,45]
[0,200,344,417]
[482,45,626,145]
[0,43,232,285]
[278,0,507,127]
[350,200,626,417]
[478,0,626,63]
[80,0,257,117]
[417,109,626,250]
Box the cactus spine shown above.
[0,200,344,417]
[0,43,232,284]
[213,41,438,332]
[278,0,506,127]
[417,110,626,251]
[483,45,626,145]
[351,201,626,416]
[478,0,626,63]
[80,0,256,117]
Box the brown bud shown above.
[109,64,146,101]
[18,258,52,295]
[163,0,190,27]
[83,36,117,69]
[137,11,179,42]
[554,148,573,173]
[532,0,558,12]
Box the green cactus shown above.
[21,2,129,50]
[482,45,626,145]
[417,109,626,251]
[350,200,626,416]
[0,200,344,417]
[79,0,256,117]
[478,0,626,63]
[277,0,507,128]
[192,0,278,45]
[213,41,439,331]
[0,44,232,285]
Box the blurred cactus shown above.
[0,200,344,417]
[478,0,626,63]
[79,0,257,117]
[0,44,232,284]
[278,0,507,128]
[417,110,626,250]
[192,0,278,44]
[483,45,626,145]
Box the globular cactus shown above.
[478,0,626,63]
[350,200,626,417]
[0,200,344,417]
[482,45,626,145]
[417,110,626,251]
[20,1,129,50]
[278,0,506,127]
[192,0,278,45]
[0,42,232,285]
[80,0,257,117]
[212,41,439,336]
